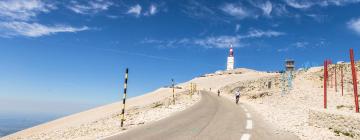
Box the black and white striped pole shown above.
[121,68,129,127]
[172,78,175,104]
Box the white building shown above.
[227,46,234,70]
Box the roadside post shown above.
[349,48,359,113]
[121,68,129,127]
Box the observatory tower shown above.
[226,45,234,70]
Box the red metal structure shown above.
[324,60,328,109]
[350,48,359,113]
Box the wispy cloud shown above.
[284,0,360,9]
[241,29,285,38]
[142,29,285,48]
[292,41,309,48]
[0,0,90,38]
[250,0,272,17]
[260,1,272,16]
[220,3,249,19]
[67,0,113,15]
[182,1,217,20]
[0,22,89,37]
[272,4,289,17]
[144,4,157,16]
[194,35,242,48]
[284,0,313,9]
[0,0,55,21]
[128,3,163,17]
[278,39,328,52]
[348,17,360,35]
[127,4,142,17]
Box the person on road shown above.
[217,90,220,96]
[235,90,240,104]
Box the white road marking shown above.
[246,120,253,129]
[240,133,251,140]
[246,113,251,118]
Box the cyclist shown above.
[235,90,240,104]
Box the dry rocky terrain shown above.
[3,64,360,140]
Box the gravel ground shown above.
[223,66,358,140]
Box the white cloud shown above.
[220,3,249,19]
[293,41,309,48]
[348,18,360,35]
[284,0,360,9]
[149,4,157,15]
[67,0,113,15]
[182,0,222,21]
[241,29,285,38]
[144,4,158,16]
[0,0,55,21]
[194,36,242,48]
[260,1,272,16]
[284,0,313,9]
[142,29,285,48]
[0,0,91,38]
[250,1,272,16]
[272,4,289,17]
[0,22,89,37]
[127,4,142,17]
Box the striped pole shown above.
[121,68,129,127]
[172,79,175,104]
[350,49,359,113]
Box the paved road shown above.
[105,91,298,140]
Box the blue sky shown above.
[0,0,360,115]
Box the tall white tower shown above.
[226,45,234,70]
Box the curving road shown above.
[104,91,298,140]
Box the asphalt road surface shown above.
[105,91,299,140]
